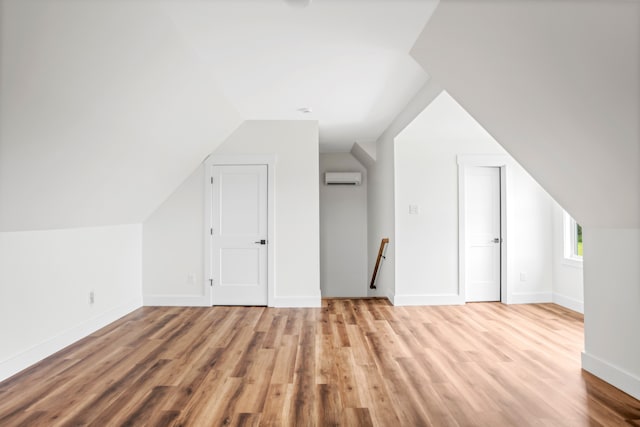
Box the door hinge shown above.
[209,279,213,287]
[210,228,213,235]
[210,177,213,184]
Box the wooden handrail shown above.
[370,238,389,289]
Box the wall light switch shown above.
[187,274,196,285]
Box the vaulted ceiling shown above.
[411,0,640,228]
[1,0,637,232]
[0,0,438,231]
[161,0,438,152]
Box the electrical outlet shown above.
[89,291,95,304]
[520,272,527,282]
[187,274,196,285]
[409,204,420,215]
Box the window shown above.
[563,210,583,262]
[574,222,583,257]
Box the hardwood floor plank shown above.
[334,348,362,409]
[290,320,317,426]
[316,333,336,385]
[231,331,266,378]
[235,349,277,413]
[283,309,303,336]
[162,347,227,413]
[317,383,342,426]
[260,384,290,426]
[1,300,639,426]
[351,362,402,427]
[118,385,172,427]
[395,357,459,426]
[333,313,351,348]
[269,334,298,385]
[90,358,174,425]
[168,368,228,426]
[262,315,285,349]
[235,412,262,427]
[342,407,374,427]
[345,324,376,367]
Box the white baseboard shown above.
[582,351,640,400]
[143,294,209,307]
[271,295,321,308]
[507,292,552,304]
[391,294,464,306]
[387,292,396,305]
[145,294,322,308]
[0,297,142,383]
[552,293,584,313]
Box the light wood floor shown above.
[1,299,639,426]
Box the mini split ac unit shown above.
[324,172,362,186]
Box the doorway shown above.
[464,167,501,301]
[319,153,368,298]
[205,155,275,306]
[458,155,508,303]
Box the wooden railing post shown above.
[370,238,389,289]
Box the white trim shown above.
[457,155,509,303]
[562,257,584,269]
[204,154,277,307]
[582,352,640,400]
[457,154,511,167]
[552,293,584,313]
[387,293,396,305]
[0,297,141,382]
[385,290,397,305]
[143,295,209,307]
[271,295,321,308]
[507,292,553,304]
[562,210,584,265]
[391,294,464,306]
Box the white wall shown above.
[394,92,554,305]
[411,1,639,228]
[507,161,555,303]
[583,229,640,400]
[319,153,368,297]
[551,204,584,313]
[143,167,206,305]
[214,121,320,306]
[0,0,242,232]
[365,128,396,300]
[143,120,321,307]
[0,225,142,381]
[411,2,640,398]
[362,79,444,301]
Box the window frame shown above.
[563,211,583,266]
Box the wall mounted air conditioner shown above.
[324,172,362,186]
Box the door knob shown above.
[254,239,267,245]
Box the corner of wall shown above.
[0,287,142,382]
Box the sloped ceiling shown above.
[0,1,243,231]
[411,0,640,228]
[161,0,438,152]
[0,0,439,231]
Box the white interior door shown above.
[465,166,501,302]
[211,165,268,306]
